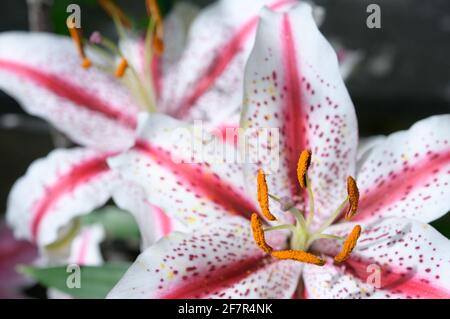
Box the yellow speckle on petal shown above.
[186,216,197,224]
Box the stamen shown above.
[334,225,361,263]
[257,169,276,221]
[115,58,128,78]
[250,213,273,254]
[271,250,325,266]
[98,0,131,28]
[345,176,359,220]
[68,26,92,69]
[297,150,312,188]
[146,0,164,55]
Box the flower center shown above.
[67,0,164,112]
[250,150,362,266]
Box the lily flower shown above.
[107,3,450,298]
[0,0,303,250]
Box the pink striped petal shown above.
[306,218,450,299]
[0,32,140,151]
[354,115,450,223]
[7,148,118,247]
[108,113,259,229]
[107,217,301,299]
[241,3,358,228]
[68,225,105,266]
[112,180,186,249]
[160,0,297,127]
[0,222,38,298]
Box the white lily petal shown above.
[0,32,140,151]
[354,115,450,223]
[7,148,117,247]
[306,218,450,299]
[241,3,358,229]
[108,113,258,229]
[107,217,300,299]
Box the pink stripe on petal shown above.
[215,124,240,146]
[31,156,111,241]
[134,140,257,220]
[76,231,91,265]
[158,256,270,298]
[149,204,173,237]
[172,0,296,119]
[354,149,450,222]
[344,257,450,299]
[281,13,309,196]
[0,60,136,129]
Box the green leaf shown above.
[19,262,131,299]
[81,205,140,241]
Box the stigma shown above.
[250,150,362,266]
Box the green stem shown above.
[305,175,315,227]
[315,197,349,235]
[306,233,344,249]
[264,224,295,232]
[268,193,281,201]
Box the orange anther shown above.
[250,213,273,254]
[257,169,276,221]
[272,249,325,266]
[345,176,359,220]
[115,58,128,78]
[334,225,362,263]
[297,150,312,188]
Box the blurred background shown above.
[0,0,449,233]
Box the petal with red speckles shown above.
[241,3,358,229]
[107,217,300,299]
[306,218,450,299]
[0,32,140,151]
[160,0,297,127]
[7,148,117,247]
[354,115,450,223]
[108,113,259,229]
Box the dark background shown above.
[0,0,449,234]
